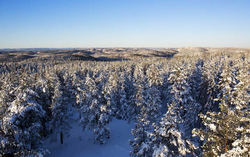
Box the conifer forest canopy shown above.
[0,47,249,157]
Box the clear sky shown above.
[0,0,250,48]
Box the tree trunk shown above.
[60,131,64,144]
[224,130,227,153]
[2,153,14,157]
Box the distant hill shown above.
[0,47,249,63]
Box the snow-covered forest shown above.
[0,51,249,157]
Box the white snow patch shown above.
[208,124,216,132]
[45,119,134,157]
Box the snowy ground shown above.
[46,119,134,157]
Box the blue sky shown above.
[0,0,250,48]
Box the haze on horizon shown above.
[0,0,250,49]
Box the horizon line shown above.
[1,46,250,50]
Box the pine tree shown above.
[193,63,250,156]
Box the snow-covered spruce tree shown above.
[62,70,77,106]
[160,63,172,112]
[95,70,113,144]
[152,103,196,157]
[146,63,164,107]
[48,71,72,145]
[1,85,48,156]
[201,55,225,112]
[221,60,249,157]
[0,75,16,120]
[105,69,134,121]
[34,73,52,106]
[188,59,205,106]
[102,70,121,119]
[73,69,88,118]
[80,71,111,144]
[150,63,199,157]
[0,71,26,115]
[130,75,162,157]
[123,64,137,122]
[193,64,250,157]
[0,74,19,156]
[184,59,207,135]
[75,71,92,125]
[145,65,163,122]
[168,64,201,138]
[117,73,130,120]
